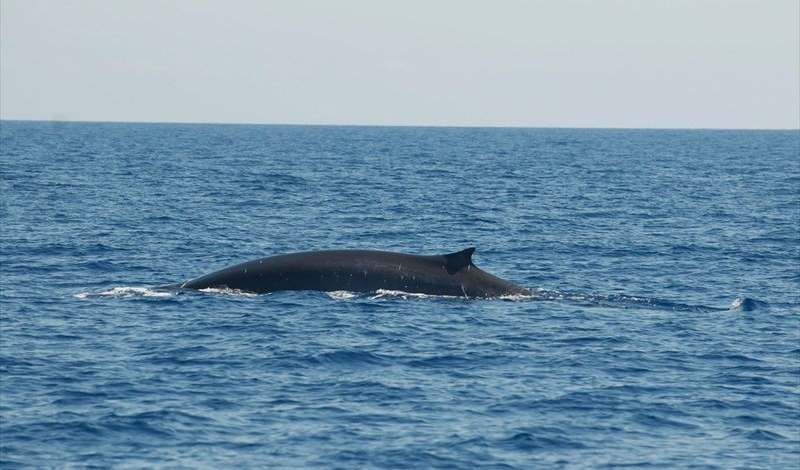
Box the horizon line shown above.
[1,118,798,132]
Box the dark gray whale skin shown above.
[179,247,532,298]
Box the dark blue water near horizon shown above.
[1,121,798,468]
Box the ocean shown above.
[1,121,798,468]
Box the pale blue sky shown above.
[1,0,798,128]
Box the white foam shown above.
[330,289,538,301]
[198,287,258,297]
[495,292,539,301]
[326,291,360,300]
[370,289,459,300]
[74,286,539,301]
[74,287,175,298]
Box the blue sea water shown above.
[1,121,798,468]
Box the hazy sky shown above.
[1,0,798,128]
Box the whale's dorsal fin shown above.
[444,247,476,274]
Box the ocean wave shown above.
[307,349,390,367]
[729,297,769,311]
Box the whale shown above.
[177,247,532,298]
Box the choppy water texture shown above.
[1,121,799,468]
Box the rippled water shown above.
[1,122,798,468]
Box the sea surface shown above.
[1,121,798,469]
